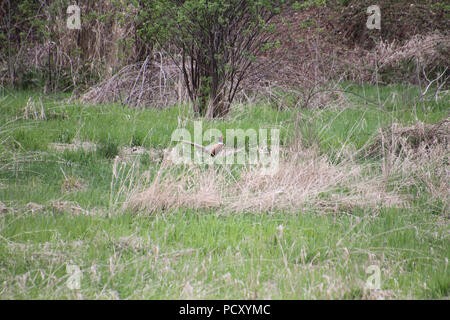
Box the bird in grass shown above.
[176,136,225,157]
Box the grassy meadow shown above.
[0,84,448,299]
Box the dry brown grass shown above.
[23,97,46,120]
[121,114,450,215]
[1,1,151,91]
[364,116,449,158]
[81,55,184,108]
[339,31,450,83]
[122,143,412,215]
[360,118,449,215]
[373,32,450,71]
[48,200,89,216]
[384,143,449,215]
[60,175,86,194]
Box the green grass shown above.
[1,208,448,299]
[0,85,448,299]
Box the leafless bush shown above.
[81,54,185,108]
[241,33,345,109]
[236,6,356,110]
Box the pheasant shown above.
[176,136,224,157]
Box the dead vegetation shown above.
[81,54,184,108]
[60,172,86,193]
[334,0,449,48]
[0,1,151,92]
[48,201,90,216]
[373,32,450,71]
[364,116,449,158]
[117,115,449,216]
[122,145,408,215]
[0,201,8,214]
[23,97,46,120]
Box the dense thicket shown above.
[0,0,448,110]
[0,0,151,92]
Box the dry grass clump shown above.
[48,201,89,216]
[125,164,223,213]
[384,144,449,215]
[373,32,450,71]
[0,201,9,214]
[22,97,46,120]
[60,175,86,193]
[123,146,407,215]
[361,118,449,214]
[25,202,44,213]
[341,32,450,83]
[364,116,449,158]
